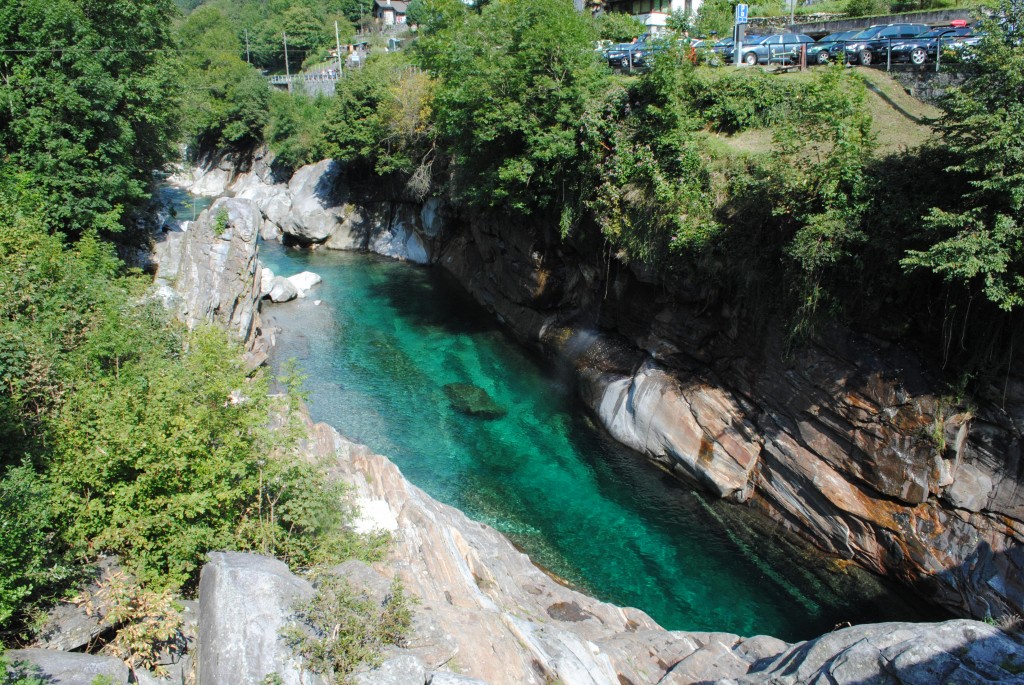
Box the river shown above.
[258,239,942,642]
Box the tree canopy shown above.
[0,0,180,234]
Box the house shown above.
[604,0,703,33]
[373,0,408,26]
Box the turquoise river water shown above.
[257,240,941,642]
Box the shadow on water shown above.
[258,241,950,642]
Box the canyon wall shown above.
[173,155,1024,623]
[140,160,1024,685]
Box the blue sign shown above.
[735,3,748,24]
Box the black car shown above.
[606,42,646,69]
[844,23,929,65]
[889,26,978,64]
[806,30,860,65]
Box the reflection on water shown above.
[259,241,945,641]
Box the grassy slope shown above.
[707,66,939,155]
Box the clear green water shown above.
[259,242,941,641]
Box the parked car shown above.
[844,23,929,65]
[806,30,860,65]
[738,33,815,66]
[711,35,765,64]
[606,42,645,69]
[889,26,977,64]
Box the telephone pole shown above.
[335,20,343,74]
[283,31,292,94]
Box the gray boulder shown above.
[281,160,348,244]
[4,649,129,684]
[268,276,299,303]
[351,654,427,685]
[197,552,325,685]
[371,225,429,264]
[287,271,322,297]
[428,673,491,685]
[730,619,1024,684]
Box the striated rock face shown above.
[730,619,1024,684]
[219,416,1024,685]
[153,197,263,349]
[3,649,130,684]
[437,210,1024,622]
[276,419,796,685]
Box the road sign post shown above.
[734,4,748,67]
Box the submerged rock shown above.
[442,383,507,419]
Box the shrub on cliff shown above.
[902,0,1024,313]
[321,52,436,184]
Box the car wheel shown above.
[816,50,830,65]
[744,51,757,66]
[910,47,927,65]
[859,49,873,65]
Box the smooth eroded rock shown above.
[268,276,299,303]
[197,552,324,685]
[4,649,129,685]
[287,271,322,297]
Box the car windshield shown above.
[917,28,950,38]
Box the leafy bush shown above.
[282,574,414,683]
[594,12,646,43]
[322,53,435,182]
[0,466,70,631]
[902,0,1024,313]
[266,92,332,173]
[0,0,180,235]
[76,571,184,677]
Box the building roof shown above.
[374,0,409,13]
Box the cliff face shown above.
[436,209,1024,622]
[171,156,1024,621]
[153,195,264,351]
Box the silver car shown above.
[739,34,815,66]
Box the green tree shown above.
[414,0,608,217]
[902,0,1024,311]
[178,6,270,153]
[694,0,735,38]
[0,0,180,235]
[595,11,646,42]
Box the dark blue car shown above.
[806,30,860,65]
[889,26,978,64]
